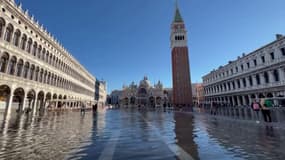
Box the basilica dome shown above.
[139,76,151,88]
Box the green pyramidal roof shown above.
[174,7,183,22]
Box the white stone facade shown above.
[203,34,285,106]
[98,81,107,107]
[0,0,96,115]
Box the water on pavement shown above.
[0,108,284,160]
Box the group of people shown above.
[206,99,273,123]
[251,99,272,123]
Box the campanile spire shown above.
[170,1,193,107]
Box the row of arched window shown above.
[204,47,285,84]
[175,35,185,41]
[0,16,94,88]
[0,52,94,97]
[204,69,284,95]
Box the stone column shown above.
[246,77,250,88]
[235,80,238,90]
[248,95,253,105]
[237,96,241,106]
[231,96,235,106]
[33,93,38,113]
[278,67,285,82]
[242,95,246,106]
[252,75,257,86]
[260,73,265,84]
[22,91,27,112]
[230,82,233,90]
[55,100,58,109]
[6,87,15,118]
[268,70,274,83]
[42,94,46,109]
[4,60,10,74]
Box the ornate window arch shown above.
[23,62,30,78]
[32,42,38,56]
[16,59,24,77]
[4,23,14,42]
[8,56,17,75]
[13,29,21,46]
[0,52,10,73]
[0,17,6,38]
[29,64,35,80]
[21,34,27,50]
[26,38,33,53]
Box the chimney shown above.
[276,34,283,40]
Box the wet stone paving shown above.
[0,107,285,160]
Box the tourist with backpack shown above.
[251,99,261,123]
[260,98,272,122]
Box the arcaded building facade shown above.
[0,0,96,116]
[203,34,285,106]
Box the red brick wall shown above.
[172,47,193,106]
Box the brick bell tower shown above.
[171,2,193,107]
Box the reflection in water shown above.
[0,111,93,160]
[0,109,285,160]
[203,116,285,160]
[174,113,199,160]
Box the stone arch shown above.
[273,69,279,82]
[8,56,17,75]
[156,96,162,105]
[42,48,46,61]
[258,93,265,98]
[63,95,67,108]
[264,72,269,83]
[0,17,6,38]
[53,93,57,100]
[12,87,25,112]
[130,96,136,105]
[29,64,35,80]
[26,89,36,110]
[23,62,30,78]
[16,59,24,77]
[4,23,14,42]
[37,91,45,111]
[35,66,39,81]
[32,41,38,56]
[39,68,44,82]
[58,94,63,108]
[0,85,11,112]
[13,29,21,46]
[124,97,129,105]
[45,50,49,63]
[52,93,57,108]
[43,70,47,83]
[47,72,51,84]
[0,52,9,73]
[37,45,42,59]
[20,34,27,50]
[26,38,32,53]
[266,93,273,98]
[149,96,155,106]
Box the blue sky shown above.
[17,0,285,93]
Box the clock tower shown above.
[171,3,193,107]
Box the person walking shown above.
[251,99,261,123]
[260,98,272,122]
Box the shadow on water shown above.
[173,112,199,160]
